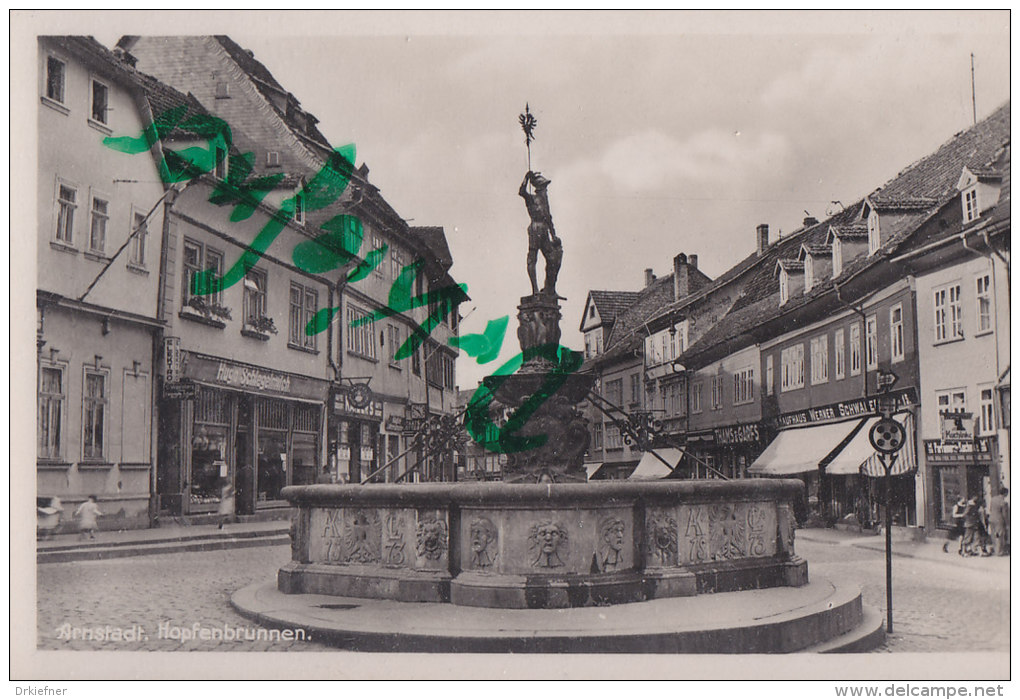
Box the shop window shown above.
[243,269,268,327]
[289,282,318,350]
[89,195,109,254]
[45,55,65,104]
[810,335,828,385]
[90,79,109,125]
[38,363,64,460]
[191,388,230,507]
[55,180,77,245]
[780,344,804,391]
[849,323,861,376]
[82,368,108,460]
[129,211,147,267]
[979,387,995,434]
[181,239,224,307]
[934,283,963,343]
[834,328,845,380]
[865,315,878,371]
[257,399,289,502]
[347,304,377,359]
[975,274,992,333]
[890,304,904,362]
[292,426,319,487]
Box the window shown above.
[293,190,305,225]
[89,196,109,253]
[805,258,814,292]
[38,364,64,460]
[390,247,403,281]
[412,346,421,375]
[288,282,318,350]
[387,323,402,366]
[934,284,963,342]
[243,269,267,325]
[711,375,724,410]
[780,344,805,391]
[733,367,754,405]
[129,212,147,266]
[810,335,829,385]
[266,151,280,167]
[605,424,623,450]
[691,382,703,413]
[976,274,992,333]
[55,182,77,244]
[779,269,789,304]
[936,389,967,415]
[592,422,603,450]
[605,378,623,407]
[347,304,377,359]
[865,315,878,370]
[963,188,979,223]
[629,373,641,405]
[46,56,65,103]
[979,387,995,434]
[834,328,845,380]
[372,234,385,277]
[82,369,107,460]
[849,322,862,376]
[443,353,455,389]
[90,79,109,125]
[867,209,880,255]
[890,304,904,362]
[670,381,684,416]
[181,239,223,307]
[214,145,228,180]
[765,355,774,396]
[832,237,843,277]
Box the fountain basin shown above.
[278,479,807,609]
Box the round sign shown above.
[869,418,906,454]
[348,383,372,409]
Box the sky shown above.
[90,12,1010,390]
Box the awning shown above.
[824,417,881,475]
[748,420,864,476]
[584,462,604,480]
[628,448,684,480]
[861,413,916,477]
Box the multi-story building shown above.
[896,144,1010,531]
[36,36,169,530]
[119,35,463,489]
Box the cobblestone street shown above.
[37,538,1009,653]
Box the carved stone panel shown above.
[382,512,408,568]
[466,516,499,571]
[595,514,627,572]
[678,502,777,565]
[414,509,449,570]
[645,507,679,567]
[308,507,383,566]
[527,519,569,568]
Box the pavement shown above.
[796,527,1011,572]
[36,519,290,563]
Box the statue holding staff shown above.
[517,104,563,298]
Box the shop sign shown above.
[686,431,715,444]
[385,415,406,433]
[940,410,975,443]
[360,446,374,462]
[164,337,182,383]
[215,362,292,393]
[163,380,198,400]
[337,445,351,461]
[924,437,993,463]
[332,392,383,419]
[182,353,327,401]
[713,422,761,445]
[776,387,917,429]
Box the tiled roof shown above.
[868,195,937,211]
[411,226,453,271]
[801,245,832,258]
[776,259,804,273]
[586,275,674,369]
[213,35,334,152]
[589,290,642,324]
[828,223,868,241]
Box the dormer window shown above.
[963,187,979,223]
[832,237,843,277]
[779,269,789,304]
[867,209,880,255]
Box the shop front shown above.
[685,421,769,480]
[927,436,999,530]
[157,352,328,516]
[328,385,383,484]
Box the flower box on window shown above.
[243,315,278,340]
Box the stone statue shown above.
[519,171,563,298]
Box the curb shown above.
[38,532,290,564]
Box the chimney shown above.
[644,268,655,287]
[688,254,698,270]
[756,224,769,255]
[673,253,690,301]
[111,46,137,68]
[803,216,819,227]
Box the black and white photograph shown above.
[10,9,1012,687]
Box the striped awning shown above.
[860,413,917,477]
[748,420,864,475]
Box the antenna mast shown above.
[971,53,977,125]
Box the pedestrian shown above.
[74,495,102,540]
[988,487,1010,556]
[944,496,968,553]
[217,478,235,530]
[961,496,981,556]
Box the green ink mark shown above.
[304,306,341,336]
[448,316,508,364]
[345,245,389,283]
[209,152,286,222]
[465,343,583,454]
[388,260,427,312]
[292,214,364,274]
